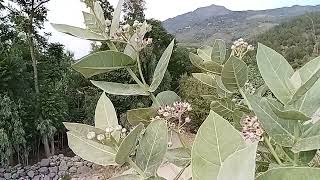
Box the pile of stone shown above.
[0,154,102,180]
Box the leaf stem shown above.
[127,157,146,178]
[173,161,191,180]
[239,88,253,110]
[150,93,160,107]
[293,124,300,165]
[264,135,283,165]
[137,55,147,85]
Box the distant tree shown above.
[123,0,145,24]
[97,0,114,20]
[9,0,52,157]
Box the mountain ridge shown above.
[163,4,320,46]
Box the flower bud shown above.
[105,19,111,26]
[115,125,122,131]
[106,127,114,133]
[97,134,105,141]
[185,117,191,123]
[168,141,173,147]
[122,24,130,32]
[87,132,96,140]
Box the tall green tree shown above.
[9,0,52,157]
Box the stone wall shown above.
[0,155,103,180]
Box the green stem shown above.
[136,55,147,85]
[173,161,191,180]
[264,136,283,165]
[126,68,145,88]
[150,93,160,106]
[293,124,300,165]
[106,41,118,51]
[127,157,146,178]
[279,146,295,165]
[239,88,253,110]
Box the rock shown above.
[0,178,5,180]
[3,173,10,180]
[74,162,83,167]
[39,167,49,175]
[67,161,73,168]
[17,169,25,175]
[27,170,34,178]
[58,171,67,177]
[49,166,58,174]
[40,159,50,167]
[0,173,3,178]
[77,166,90,175]
[0,169,4,173]
[87,162,93,167]
[11,173,18,179]
[58,154,64,158]
[73,156,81,162]
[30,166,38,171]
[48,172,56,178]
[59,160,68,171]
[24,165,31,170]
[49,162,56,167]
[43,175,50,180]
[33,175,40,180]
[92,164,101,171]
[52,175,59,180]
[69,166,77,174]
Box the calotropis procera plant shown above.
[191,38,320,179]
[52,0,193,179]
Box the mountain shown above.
[163,4,320,46]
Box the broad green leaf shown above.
[276,146,316,164]
[67,131,116,166]
[292,135,320,153]
[197,45,212,62]
[149,40,175,92]
[211,39,226,64]
[72,50,136,78]
[127,108,157,126]
[166,148,191,167]
[246,95,296,147]
[152,91,181,108]
[191,111,246,180]
[210,98,235,119]
[110,174,142,180]
[82,12,100,32]
[217,143,257,180]
[189,52,222,75]
[124,21,148,60]
[63,122,105,135]
[290,72,302,89]
[256,43,295,104]
[91,81,149,96]
[256,167,320,180]
[93,1,106,27]
[215,76,232,98]
[232,109,244,130]
[110,0,124,36]
[289,56,320,116]
[254,84,269,97]
[51,24,107,41]
[95,93,119,130]
[95,93,120,140]
[289,67,320,104]
[146,177,166,180]
[136,120,168,178]
[192,73,216,88]
[221,56,248,92]
[267,100,311,121]
[116,124,144,165]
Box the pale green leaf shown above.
[110,174,142,180]
[127,108,157,126]
[210,98,235,119]
[292,135,320,153]
[191,111,246,180]
[192,73,216,88]
[189,52,222,75]
[91,81,149,96]
[63,122,105,135]
[221,56,248,92]
[254,84,269,97]
[197,45,212,62]
[136,120,168,178]
[267,100,311,121]
[152,91,181,108]
[51,23,107,41]
[95,93,120,140]
[166,148,191,167]
[246,95,296,147]
[211,39,226,64]
[67,131,116,166]
[72,50,136,78]
[290,72,302,89]
[149,40,175,92]
[93,1,106,27]
[124,21,148,60]
[110,0,124,36]
[256,43,295,104]
[256,167,320,180]
[217,143,257,180]
[289,67,320,104]
[116,124,144,165]
[215,76,232,98]
[82,12,100,32]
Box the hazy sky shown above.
[46,0,320,59]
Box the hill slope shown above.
[163,4,320,46]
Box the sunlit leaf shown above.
[267,100,311,121]
[166,148,190,167]
[127,108,157,126]
[211,39,226,64]
[189,52,222,75]
[110,0,124,36]
[192,73,216,88]
[256,167,320,180]
[91,81,149,96]
[152,91,181,108]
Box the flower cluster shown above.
[86,125,127,142]
[111,20,153,51]
[241,116,264,143]
[244,82,256,95]
[231,38,254,59]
